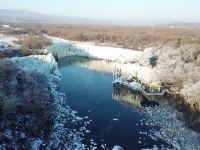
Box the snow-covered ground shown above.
[1,25,11,29]
[0,34,21,51]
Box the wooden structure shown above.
[148,82,162,93]
[141,82,164,95]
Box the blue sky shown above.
[0,0,199,24]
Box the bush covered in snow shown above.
[0,59,53,114]
[0,59,18,81]
[0,49,46,58]
[0,59,55,149]
[0,58,53,112]
[0,55,92,149]
[138,44,200,110]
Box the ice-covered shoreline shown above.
[145,101,200,150]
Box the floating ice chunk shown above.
[101,144,107,149]
[76,116,83,120]
[85,130,90,133]
[112,118,119,121]
[31,139,42,150]
[112,145,124,150]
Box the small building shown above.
[148,82,162,93]
[141,81,163,94]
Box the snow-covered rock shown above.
[113,76,142,91]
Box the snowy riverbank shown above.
[145,101,200,150]
[10,52,60,76]
[47,36,157,84]
[0,53,97,149]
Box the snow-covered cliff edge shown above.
[48,36,143,63]
[10,52,60,77]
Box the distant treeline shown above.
[4,23,200,50]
